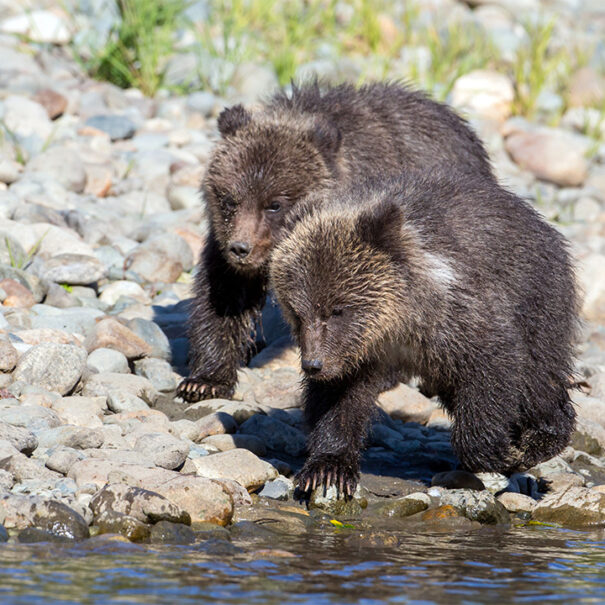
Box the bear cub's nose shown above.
[229,241,251,259]
[302,358,323,373]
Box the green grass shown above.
[71,0,598,130]
[82,0,189,96]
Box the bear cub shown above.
[270,172,579,498]
[177,81,494,403]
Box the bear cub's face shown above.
[204,105,342,273]
[271,200,404,380]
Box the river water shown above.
[1,524,604,604]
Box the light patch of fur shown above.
[423,251,458,288]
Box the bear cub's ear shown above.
[217,105,252,137]
[307,118,342,164]
[356,199,404,257]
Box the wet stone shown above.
[309,485,367,517]
[378,492,431,518]
[89,483,191,525]
[532,486,605,527]
[440,489,510,525]
[150,520,195,545]
[18,527,73,543]
[0,494,90,540]
[0,525,7,543]
[95,510,151,543]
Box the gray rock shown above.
[533,486,605,527]
[25,147,87,193]
[258,476,294,501]
[12,343,87,395]
[150,520,195,544]
[379,492,431,518]
[81,372,158,405]
[186,91,217,116]
[85,317,152,360]
[134,358,176,392]
[0,340,18,372]
[440,490,510,524]
[85,115,136,140]
[497,492,536,514]
[90,483,190,525]
[107,391,149,413]
[0,405,62,431]
[45,446,86,475]
[187,412,238,442]
[189,448,278,490]
[95,510,150,542]
[86,348,130,374]
[239,415,306,456]
[29,305,104,338]
[37,254,106,285]
[126,318,171,361]
[0,96,52,156]
[36,426,104,450]
[0,10,71,44]
[0,452,63,483]
[309,483,365,516]
[0,469,14,491]
[377,383,438,424]
[202,433,267,457]
[0,421,37,454]
[134,433,189,470]
[0,493,89,539]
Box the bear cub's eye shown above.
[331,307,344,317]
[266,201,282,213]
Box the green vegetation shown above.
[81,0,189,96]
[72,0,603,129]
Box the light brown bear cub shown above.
[270,172,579,498]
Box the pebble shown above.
[150,520,195,544]
[85,115,137,141]
[87,348,130,374]
[451,70,514,122]
[85,317,152,360]
[497,492,536,514]
[201,433,267,457]
[134,433,189,470]
[0,10,71,44]
[26,147,87,193]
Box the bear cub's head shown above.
[204,104,342,273]
[271,196,405,381]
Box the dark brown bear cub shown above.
[270,172,579,498]
[177,81,494,403]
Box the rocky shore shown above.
[1,0,605,547]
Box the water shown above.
[1,525,605,604]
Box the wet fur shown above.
[270,172,579,496]
[178,81,493,402]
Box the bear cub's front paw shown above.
[176,378,233,403]
[296,453,360,500]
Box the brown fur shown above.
[271,171,579,497]
[178,81,494,402]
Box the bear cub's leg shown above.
[298,369,384,498]
[177,234,266,403]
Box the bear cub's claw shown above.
[296,454,360,500]
[176,378,233,403]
